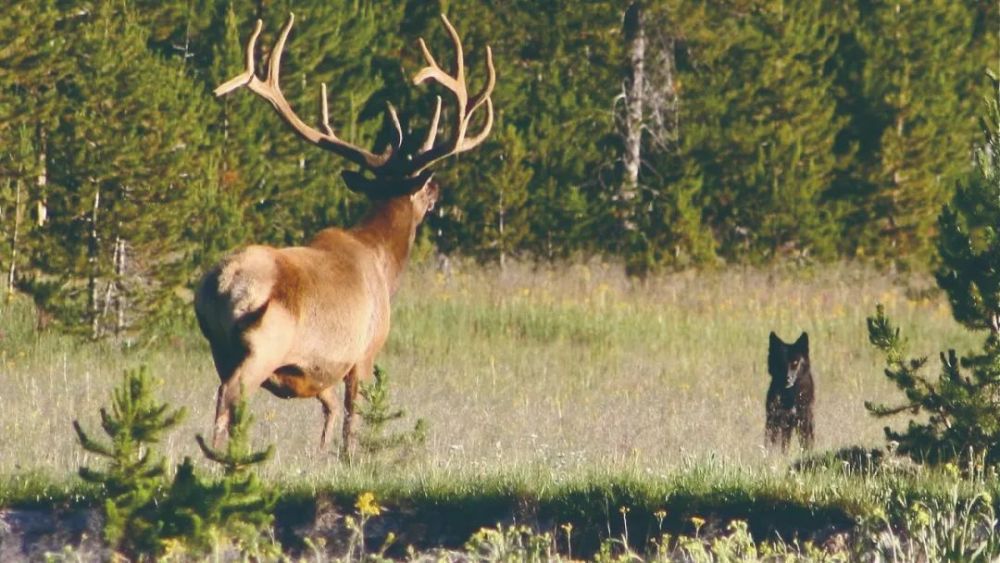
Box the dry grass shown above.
[0,261,977,485]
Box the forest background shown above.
[0,0,996,338]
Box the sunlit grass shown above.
[0,261,978,485]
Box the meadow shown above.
[0,260,975,477]
[0,261,992,558]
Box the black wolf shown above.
[765,331,815,451]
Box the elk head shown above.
[195,13,494,458]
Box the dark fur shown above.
[765,331,815,451]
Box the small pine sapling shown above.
[73,365,185,555]
[154,456,211,554]
[865,83,1000,467]
[191,393,277,550]
[359,365,428,458]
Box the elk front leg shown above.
[318,386,339,450]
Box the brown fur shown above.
[202,13,492,458]
[195,184,439,457]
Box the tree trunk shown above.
[498,186,506,272]
[6,179,22,301]
[36,128,47,227]
[88,185,101,339]
[114,237,127,336]
[621,1,645,231]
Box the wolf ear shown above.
[769,331,782,348]
[768,332,783,359]
[795,332,809,354]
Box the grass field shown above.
[0,261,976,480]
[0,261,992,558]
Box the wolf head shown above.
[768,331,809,388]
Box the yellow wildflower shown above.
[943,462,960,479]
[355,491,382,517]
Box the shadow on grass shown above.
[272,479,857,558]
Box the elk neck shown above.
[352,195,423,294]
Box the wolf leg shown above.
[798,414,815,450]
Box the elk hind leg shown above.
[213,305,295,447]
[341,360,371,461]
[318,386,339,450]
[213,355,278,448]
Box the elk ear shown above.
[795,332,809,354]
[410,177,438,212]
[425,178,439,211]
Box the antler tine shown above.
[460,96,494,152]
[467,46,495,120]
[214,13,397,173]
[414,36,463,102]
[267,13,294,90]
[410,15,495,173]
[385,102,404,150]
[320,83,333,135]
[420,96,443,153]
[440,15,466,97]
[213,19,263,97]
[459,46,495,152]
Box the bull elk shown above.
[195,13,494,457]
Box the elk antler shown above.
[409,15,496,175]
[216,13,494,196]
[214,14,402,175]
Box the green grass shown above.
[0,261,979,481]
[2,454,996,558]
[0,261,991,557]
[268,463,996,555]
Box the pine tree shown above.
[623,1,717,272]
[672,0,843,263]
[437,123,532,267]
[840,0,989,264]
[0,128,39,300]
[865,85,1000,467]
[359,365,428,458]
[74,366,277,556]
[632,159,717,271]
[73,365,186,555]
[0,2,74,305]
[434,0,620,261]
[936,79,1000,335]
[187,395,277,551]
[25,2,216,338]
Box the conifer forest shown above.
[1,1,995,335]
[1,1,1000,560]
